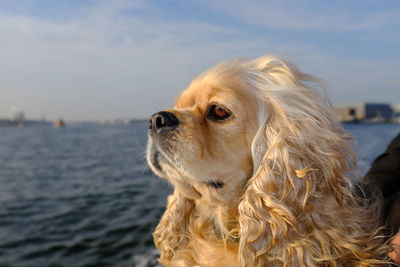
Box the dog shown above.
[147,55,388,266]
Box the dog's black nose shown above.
[149,111,180,132]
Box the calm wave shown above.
[0,122,399,266]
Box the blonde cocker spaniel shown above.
[147,55,388,266]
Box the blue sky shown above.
[0,0,399,121]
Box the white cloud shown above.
[0,0,264,120]
[0,0,398,120]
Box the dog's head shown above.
[146,56,384,266]
[147,56,342,197]
[147,58,262,197]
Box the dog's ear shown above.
[153,190,195,264]
[237,56,385,266]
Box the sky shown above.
[0,0,399,121]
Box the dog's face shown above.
[147,62,262,192]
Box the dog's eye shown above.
[208,104,231,121]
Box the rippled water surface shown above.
[0,122,399,266]
[0,121,169,267]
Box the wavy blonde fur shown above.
[148,55,389,266]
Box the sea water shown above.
[0,122,399,267]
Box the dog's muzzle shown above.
[149,111,180,135]
[148,111,180,174]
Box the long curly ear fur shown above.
[153,190,195,264]
[238,56,388,266]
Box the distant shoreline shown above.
[0,119,148,127]
[0,119,398,127]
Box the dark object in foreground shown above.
[363,131,400,235]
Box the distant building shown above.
[393,104,400,115]
[365,103,393,122]
[393,104,400,123]
[334,103,365,122]
[0,108,51,127]
[11,107,25,125]
[334,103,394,123]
